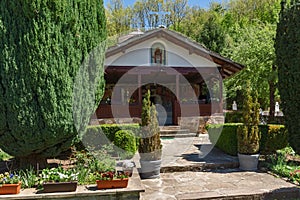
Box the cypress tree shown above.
[275,0,300,154]
[0,0,106,167]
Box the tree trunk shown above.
[17,154,48,170]
[268,80,275,123]
[268,64,277,123]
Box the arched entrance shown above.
[144,84,176,126]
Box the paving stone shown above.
[138,136,300,200]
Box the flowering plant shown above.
[39,167,78,183]
[0,172,20,186]
[96,171,129,181]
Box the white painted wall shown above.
[105,38,219,68]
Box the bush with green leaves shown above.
[114,130,137,159]
[0,0,107,168]
[268,147,300,185]
[208,123,288,156]
[260,125,288,154]
[275,0,300,154]
[80,124,140,153]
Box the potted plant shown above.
[39,167,78,193]
[237,82,261,171]
[138,90,162,179]
[95,171,129,189]
[0,172,21,195]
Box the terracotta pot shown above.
[0,182,21,195]
[42,181,77,193]
[96,179,129,189]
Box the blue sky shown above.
[104,0,224,9]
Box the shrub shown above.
[100,124,140,142]
[237,83,260,154]
[260,125,288,154]
[208,123,240,156]
[139,90,162,161]
[114,130,137,159]
[80,124,139,153]
[225,111,243,123]
[207,123,288,156]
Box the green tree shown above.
[196,3,227,53]
[224,22,277,110]
[0,0,106,168]
[275,0,300,154]
[106,0,133,36]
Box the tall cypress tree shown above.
[0,0,106,167]
[275,0,300,154]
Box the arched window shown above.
[151,43,166,65]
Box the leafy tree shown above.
[196,4,227,53]
[223,22,277,110]
[275,0,300,154]
[106,0,133,36]
[0,0,106,168]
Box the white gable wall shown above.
[105,37,219,67]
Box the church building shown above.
[95,28,243,126]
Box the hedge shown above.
[80,124,140,153]
[207,123,288,156]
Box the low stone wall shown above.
[90,118,141,125]
[0,168,144,200]
[179,114,225,134]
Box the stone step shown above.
[160,132,197,138]
[160,129,194,138]
[159,126,181,131]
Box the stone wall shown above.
[179,114,225,134]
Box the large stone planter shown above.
[238,153,260,171]
[139,159,161,179]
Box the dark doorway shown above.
[143,84,175,126]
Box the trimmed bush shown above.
[260,125,288,155]
[208,123,240,156]
[99,124,140,142]
[80,124,140,153]
[114,130,137,158]
[207,123,288,156]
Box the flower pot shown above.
[42,181,77,193]
[0,182,21,195]
[139,159,161,179]
[238,153,260,171]
[96,179,129,189]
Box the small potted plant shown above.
[39,167,78,193]
[95,171,129,189]
[237,82,261,171]
[138,90,162,179]
[0,172,21,195]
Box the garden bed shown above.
[0,168,144,200]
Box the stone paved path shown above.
[140,169,299,200]
[138,135,300,200]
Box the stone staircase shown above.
[159,126,197,138]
